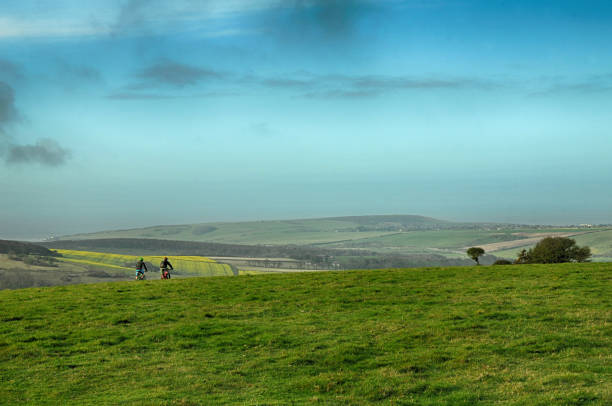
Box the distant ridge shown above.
[52,214,456,245]
[0,239,60,257]
[323,214,450,225]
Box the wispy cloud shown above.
[531,75,612,97]
[107,90,238,100]
[252,72,496,98]
[133,59,226,88]
[111,63,496,100]
[106,92,179,100]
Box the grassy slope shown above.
[1,263,610,405]
[323,230,524,251]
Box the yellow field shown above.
[54,250,234,277]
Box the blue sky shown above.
[1,0,612,239]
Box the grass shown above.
[1,263,610,405]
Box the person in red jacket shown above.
[160,256,173,279]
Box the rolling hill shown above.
[50,215,456,245]
[48,215,612,262]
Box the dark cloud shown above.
[0,82,18,128]
[134,59,226,88]
[0,82,70,167]
[6,138,71,167]
[0,59,23,81]
[266,0,381,42]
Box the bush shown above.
[518,237,591,264]
[493,259,513,265]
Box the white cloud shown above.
[0,1,280,40]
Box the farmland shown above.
[1,262,610,404]
[48,215,612,262]
[56,250,234,277]
[0,247,233,290]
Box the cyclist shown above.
[160,256,173,279]
[136,257,148,280]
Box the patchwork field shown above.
[50,216,612,262]
[1,263,610,404]
[0,250,234,290]
[55,250,234,277]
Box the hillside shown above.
[51,215,457,245]
[0,239,59,257]
[1,263,610,405]
[49,216,612,262]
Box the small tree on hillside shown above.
[467,247,485,265]
[519,237,591,264]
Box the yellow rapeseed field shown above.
[55,250,233,277]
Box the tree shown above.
[519,237,591,264]
[466,247,485,265]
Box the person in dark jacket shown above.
[136,257,148,280]
[160,256,173,279]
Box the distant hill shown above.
[51,215,458,245]
[0,239,60,257]
[48,216,612,262]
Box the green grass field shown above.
[1,263,610,405]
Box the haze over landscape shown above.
[2,0,612,239]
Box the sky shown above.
[1,0,612,239]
